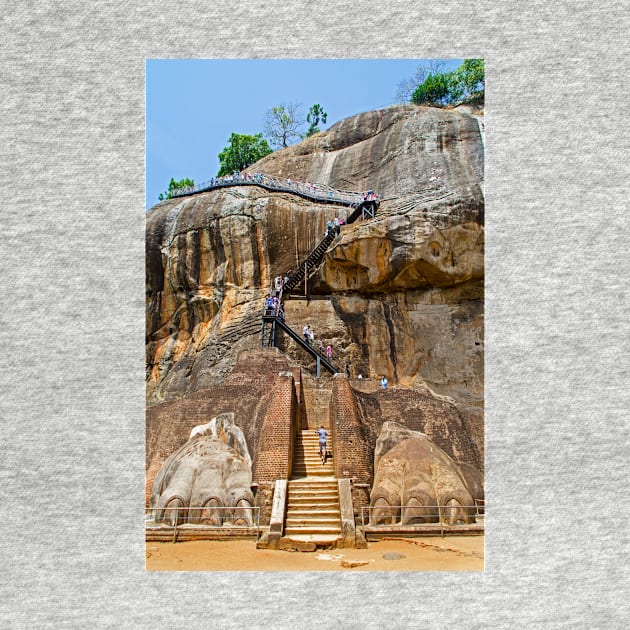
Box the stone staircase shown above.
[301,375,334,430]
[284,430,341,543]
[292,429,335,477]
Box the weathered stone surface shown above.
[150,412,255,526]
[254,104,484,214]
[369,422,477,526]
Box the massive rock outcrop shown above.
[146,103,484,462]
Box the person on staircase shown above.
[326,220,334,237]
[316,425,328,464]
[333,216,340,236]
[326,344,333,360]
[303,324,310,343]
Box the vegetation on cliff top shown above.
[399,59,485,107]
[217,133,272,177]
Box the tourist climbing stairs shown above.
[284,430,341,542]
[262,315,339,374]
[253,171,378,367]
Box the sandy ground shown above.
[146,536,484,571]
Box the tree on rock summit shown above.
[217,133,272,177]
[402,58,485,107]
[264,102,304,148]
[306,104,327,137]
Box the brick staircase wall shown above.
[252,373,297,483]
[330,377,373,483]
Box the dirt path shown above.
[146,536,484,571]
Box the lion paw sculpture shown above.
[150,412,255,526]
[369,422,483,526]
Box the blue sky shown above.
[146,58,463,209]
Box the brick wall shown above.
[252,373,297,483]
[330,376,373,485]
[379,389,481,470]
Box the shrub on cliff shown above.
[217,133,272,176]
[409,59,485,107]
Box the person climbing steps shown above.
[316,425,328,465]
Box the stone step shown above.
[288,481,338,488]
[284,525,341,535]
[293,465,332,471]
[287,496,338,503]
[292,462,334,468]
[292,469,335,476]
[288,500,340,509]
[282,534,341,544]
[295,453,332,458]
[285,517,340,527]
[288,488,338,496]
[286,509,340,518]
[290,475,337,481]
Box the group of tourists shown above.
[264,295,284,319]
[302,324,333,360]
[326,216,345,237]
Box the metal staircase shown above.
[261,314,339,375]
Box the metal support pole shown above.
[316,355,321,378]
[304,262,307,297]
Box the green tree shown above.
[306,103,328,137]
[449,59,485,101]
[396,60,447,102]
[158,177,195,201]
[411,72,451,106]
[409,59,485,107]
[217,132,272,177]
[264,102,304,148]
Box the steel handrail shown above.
[170,171,378,208]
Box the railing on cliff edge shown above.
[169,171,379,209]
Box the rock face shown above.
[146,103,484,462]
[150,412,255,526]
[369,422,479,526]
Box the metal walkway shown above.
[261,313,339,376]
[170,171,378,209]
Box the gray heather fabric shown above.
[1,1,628,628]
